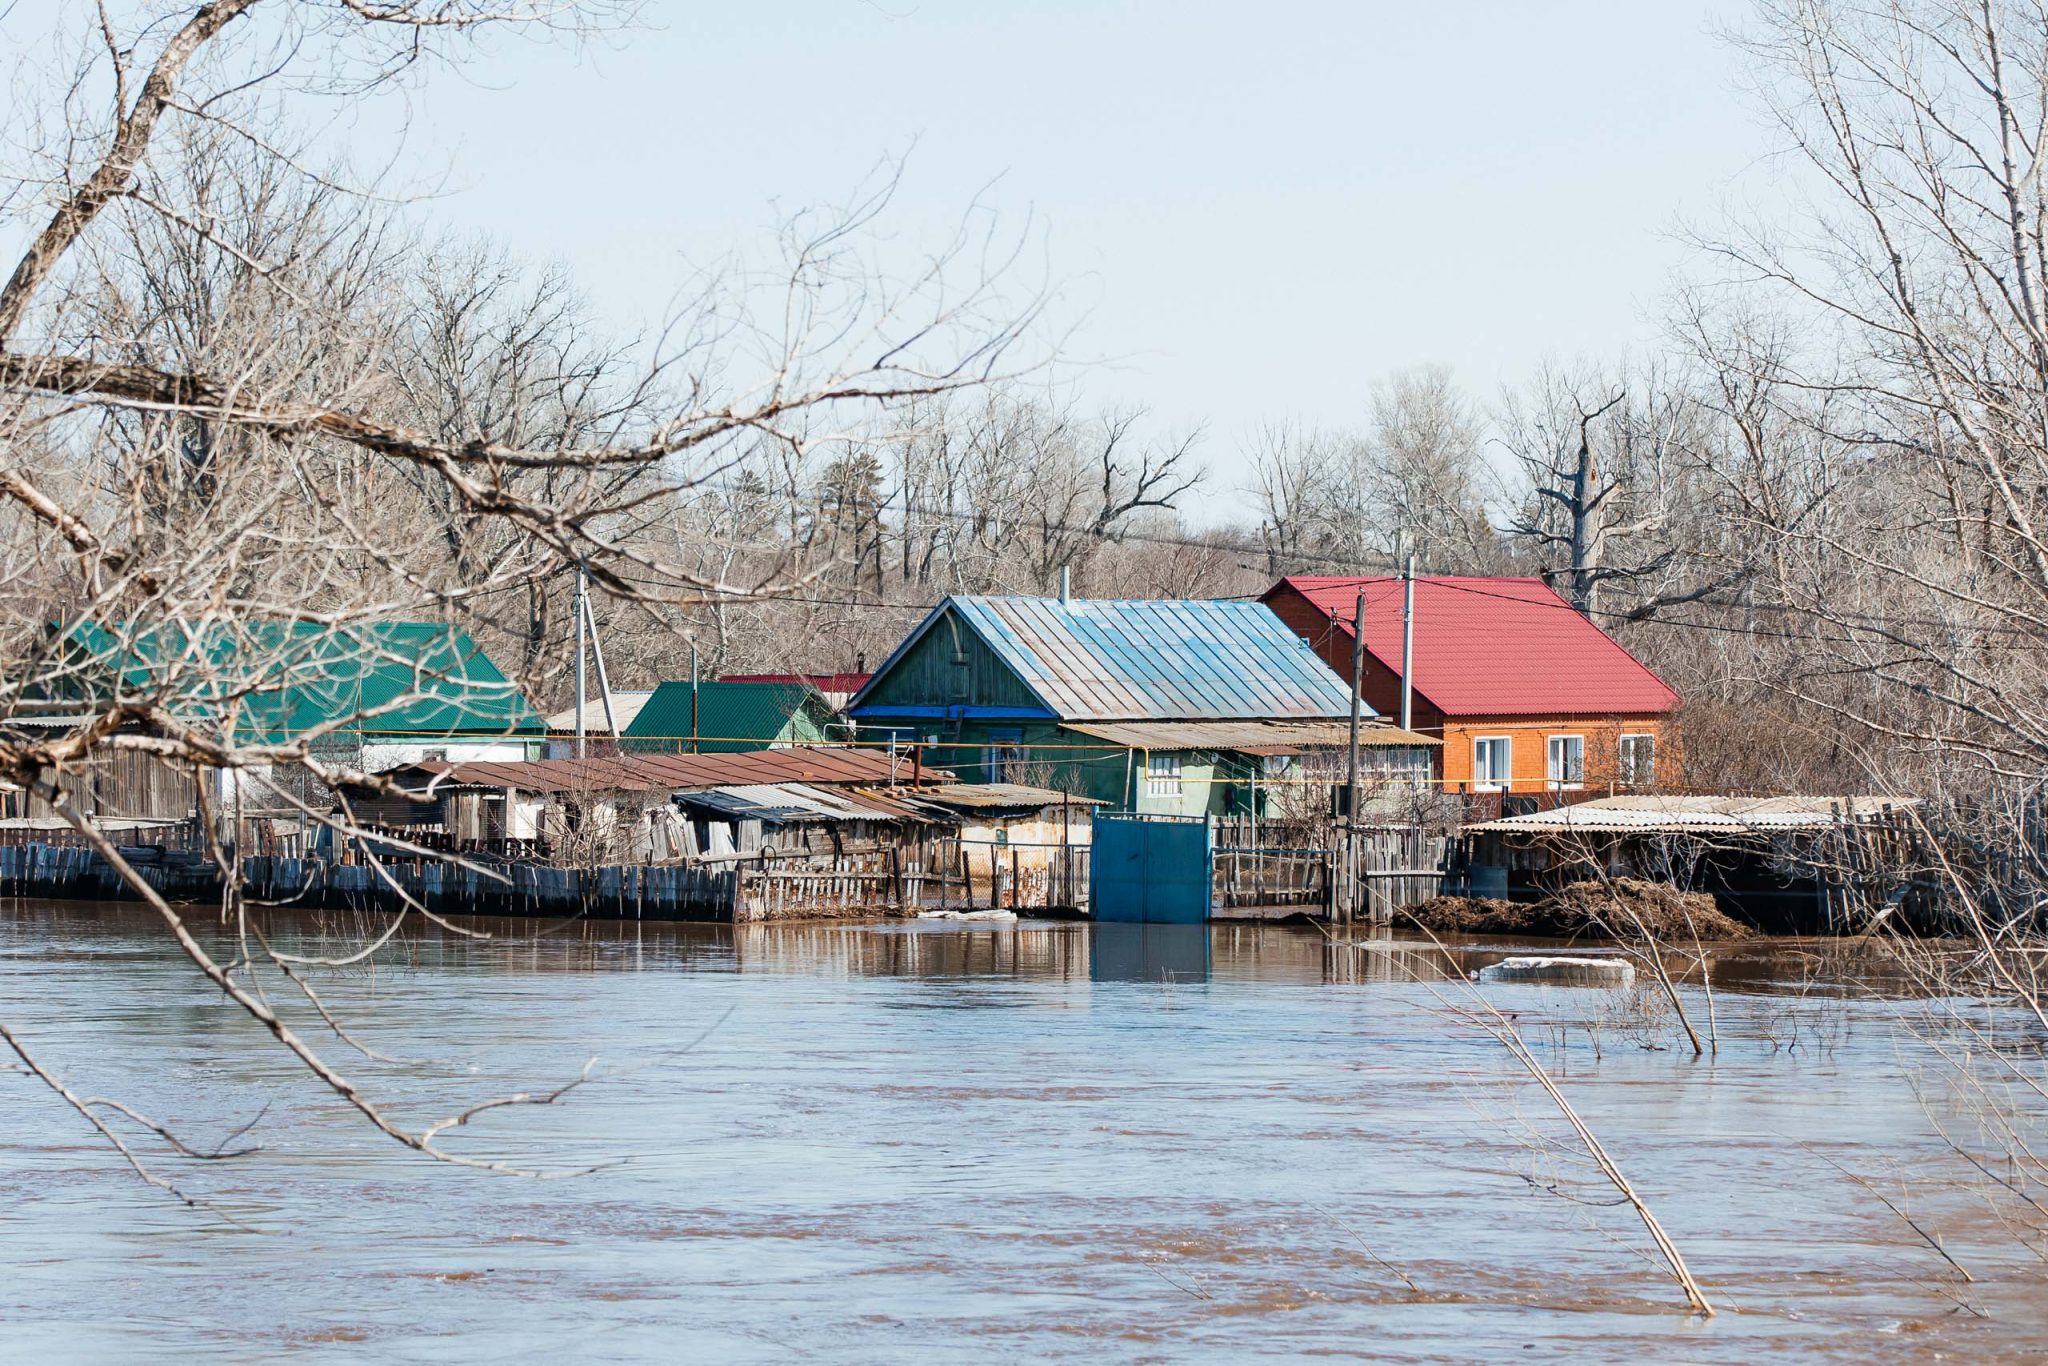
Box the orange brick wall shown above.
[1439,715,1678,793]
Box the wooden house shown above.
[846,594,1433,815]
[1261,576,1682,795]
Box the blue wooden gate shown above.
[1090,814,1213,923]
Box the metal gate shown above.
[1090,813,1212,923]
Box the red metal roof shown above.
[1269,576,1680,717]
[395,746,949,795]
[719,672,871,694]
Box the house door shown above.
[1090,813,1213,923]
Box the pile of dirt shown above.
[1408,877,1751,941]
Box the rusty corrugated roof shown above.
[905,782,1108,811]
[394,746,947,795]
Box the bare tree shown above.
[0,0,1042,1188]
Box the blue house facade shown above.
[846,596,1368,814]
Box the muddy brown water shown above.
[1,900,2043,1361]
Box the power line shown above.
[668,474,2047,645]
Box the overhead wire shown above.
[657,473,2048,646]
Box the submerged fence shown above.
[921,839,1090,913]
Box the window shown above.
[983,729,1025,783]
[1366,745,1432,786]
[1547,735,1585,790]
[1473,736,1512,791]
[1619,733,1656,788]
[1146,752,1183,798]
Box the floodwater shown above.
[1,901,2044,1362]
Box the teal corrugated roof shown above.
[852,596,1364,722]
[622,680,834,753]
[53,619,543,745]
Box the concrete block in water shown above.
[1477,956,1635,988]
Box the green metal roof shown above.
[53,619,544,745]
[622,680,837,753]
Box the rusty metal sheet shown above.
[396,746,949,795]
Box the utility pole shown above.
[1400,542,1416,733]
[1343,584,1366,923]
[574,564,589,759]
[689,641,700,754]
[582,586,618,742]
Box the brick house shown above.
[1260,576,1681,794]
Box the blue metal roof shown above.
[852,596,1365,723]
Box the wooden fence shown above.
[921,838,1090,912]
[1213,845,1329,917]
[1354,829,1449,922]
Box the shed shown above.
[622,680,842,753]
[895,782,1104,909]
[1455,794,1923,931]
[350,746,946,850]
[542,690,655,755]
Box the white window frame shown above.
[1619,732,1656,788]
[1145,751,1183,799]
[1472,736,1512,792]
[1547,734,1586,790]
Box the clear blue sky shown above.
[14,1,1772,510]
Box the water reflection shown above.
[1088,922,1212,982]
[0,899,2043,1361]
[0,899,1949,997]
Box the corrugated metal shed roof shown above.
[1468,794,1917,834]
[388,746,942,795]
[852,596,1360,722]
[1060,719,1439,752]
[544,691,654,734]
[671,787,818,823]
[906,782,1108,811]
[672,783,912,824]
[1268,577,1680,718]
